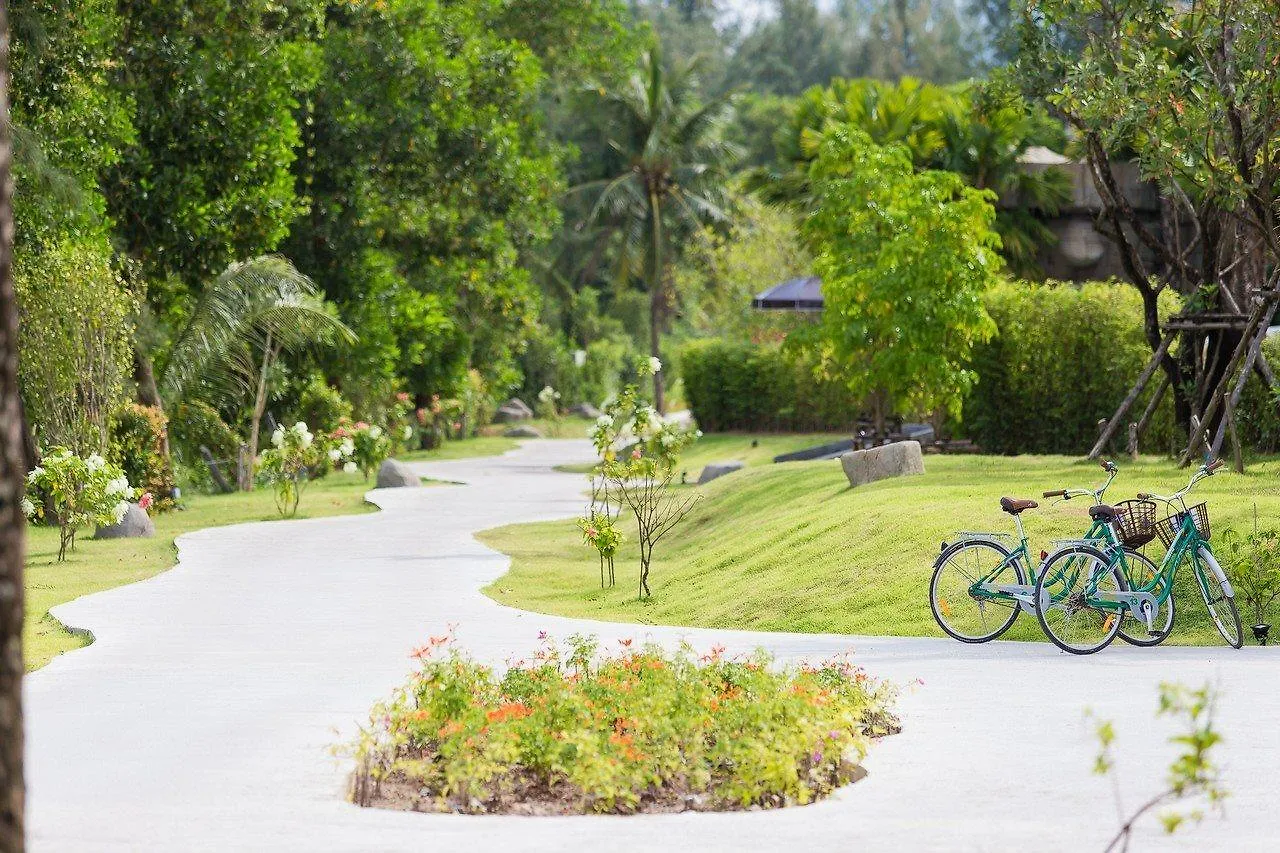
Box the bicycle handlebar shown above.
[1043,489,1066,498]
[1207,458,1225,473]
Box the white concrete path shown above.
[25,440,1280,852]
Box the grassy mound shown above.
[481,454,1280,645]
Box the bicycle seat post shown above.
[1013,512,1028,547]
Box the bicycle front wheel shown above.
[1116,548,1174,647]
[930,540,1025,643]
[1034,544,1125,655]
[1195,548,1243,649]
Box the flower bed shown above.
[350,635,899,815]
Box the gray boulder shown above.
[697,460,745,485]
[568,402,603,419]
[493,398,534,423]
[839,441,925,488]
[503,425,544,438]
[94,503,155,540]
[376,459,422,488]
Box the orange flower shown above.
[437,720,464,738]
[486,702,533,724]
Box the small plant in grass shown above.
[578,510,623,587]
[257,422,318,517]
[536,384,561,421]
[1088,682,1227,851]
[24,448,135,561]
[1218,512,1280,638]
[585,358,701,598]
[349,634,900,815]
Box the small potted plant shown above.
[1220,513,1280,645]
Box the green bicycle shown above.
[929,461,1161,645]
[1033,459,1243,655]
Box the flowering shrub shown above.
[257,422,318,517]
[24,448,135,560]
[333,419,391,480]
[536,384,561,420]
[387,392,415,451]
[350,635,899,815]
[584,358,701,597]
[578,510,624,587]
[108,404,176,510]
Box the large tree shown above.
[283,0,562,410]
[573,49,737,411]
[0,2,26,845]
[1015,0,1280,450]
[805,126,1001,436]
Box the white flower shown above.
[86,453,106,472]
[402,425,413,440]
[343,461,358,474]
[299,431,313,449]
[595,415,612,428]
[271,427,286,448]
[328,448,342,463]
[106,476,131,496]
[538,385,559,403]
[292,421,309,435]
[369,426,382,440]
[339,438,354,457]
[20,498,35,518]
[113,501,130,524]
[648,356,662,374]
[26,467,44,484]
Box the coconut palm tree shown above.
[572,49,736,412]
[160,255,355,478]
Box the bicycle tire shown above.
[1195,548,1243,649]
[1034,543,1126,655]
[1115,548,1175,647]
[930,539,1025,643]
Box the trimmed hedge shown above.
[962,282,1180,455]
[679,339,862,432]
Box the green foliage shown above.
[963,282,1179,455]
[286,0,560,402]
[257,421,319,517]
[806,127,1000,432]
[106,0,320,302]
[24,448,135,561]
[169,400,242,467]
[295,376,353,436]
[1090,683,1227,848]
[351,635,899,813]
[15,236,137,454]
[333,420,391,482]
[679,339,861,432]
[108,404,176,508]
[1218,521,1280,628]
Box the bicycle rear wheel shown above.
[1034,544,1125,655]
[1116,548,1174,647]
[930,540,1025,643]
[1195,548,1243,649]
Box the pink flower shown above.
[631,448,642,460]
[452,421,461,431]
[138,492,154,511]
[396,392,410,402]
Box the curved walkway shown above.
[25,440,1280,851]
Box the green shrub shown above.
[295,376,353,435]
[1235,338,1280,454]
[24,448,136,561]
[350,635,899,814]
[517,325,583,406]
[962,281,1179,455]
[679,338,862,432]
[169,400,242,465]
[108,404,176,508]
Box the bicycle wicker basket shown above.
[1112,499,1157,548]
[1153,502,1211,549]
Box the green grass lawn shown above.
[398,434,518,462]
[24,470,380,671]
[481,453,1280,646]
[479,414,598,440]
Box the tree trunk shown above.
[132,347,162,409]
[245,332,275,488]
[648,190,665,414]
[0,5,28,844]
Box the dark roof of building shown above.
[752,275,823,311]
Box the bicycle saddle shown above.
[1089,504,1118,521]
[1000,497,1039,515]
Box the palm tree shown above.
[572,49,736,412]
[160,255,355,480]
